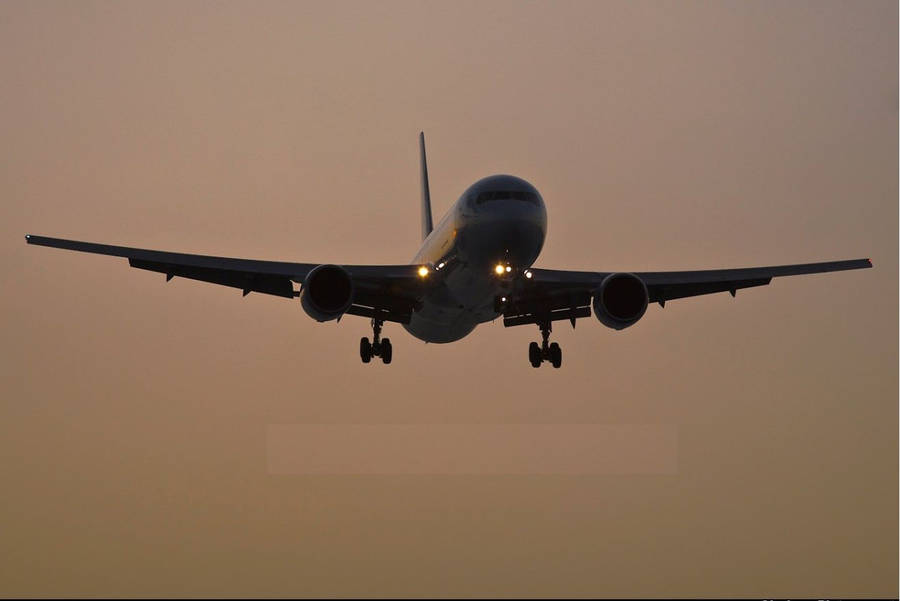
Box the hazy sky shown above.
[2,1,896,596]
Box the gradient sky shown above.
[2,1,897,597]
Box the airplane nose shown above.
[461,200,546,268]
[499,216,545,264]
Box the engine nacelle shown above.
[300,264,354,322]
[592,272,648,330]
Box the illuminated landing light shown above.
[438,262,445,269]
[417,266,430,278]
[501,296,507,303]
[494,264,506,275]
[505,265,512,273]
[524,270,533,279]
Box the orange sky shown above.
[2,1,897,596]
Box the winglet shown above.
[419,132,433,241]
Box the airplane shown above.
[26,133,872,368]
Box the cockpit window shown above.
[474,190,540,205]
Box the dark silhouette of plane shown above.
[26,133,872,367]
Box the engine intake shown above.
[301,264,354,322]
[593,272,648,330]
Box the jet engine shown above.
[592,272,648,330]
[300,264,354,322]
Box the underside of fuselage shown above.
[404,174,547,343]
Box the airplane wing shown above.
[25,235,425,323]
[501,258,872,327]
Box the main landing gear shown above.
[360,318,392,364]
[529,320,562,368]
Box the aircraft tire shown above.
[549,342,562,368]
[381,338,392,364]
[529,342,541,368]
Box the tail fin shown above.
[419,132,433,241]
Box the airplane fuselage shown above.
[406,174,547,343]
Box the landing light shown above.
[505,265,512,273]
[417,266,430,278]
[494,264,506,275]
[524,270,533,279]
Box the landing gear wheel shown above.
[360,337,372,363]
[549,342,562,368]
[381,338,392,364]
[528,341,541,368]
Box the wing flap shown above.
[651,277,771,304]
[345,305,412,324]
[129,258,296,298]
[503,306,590,327]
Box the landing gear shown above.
[360,318,392,364]
[528,320,562,368]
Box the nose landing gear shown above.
[528,320,562,368]
[360,318,392,364]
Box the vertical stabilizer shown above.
[419,132,433,241]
